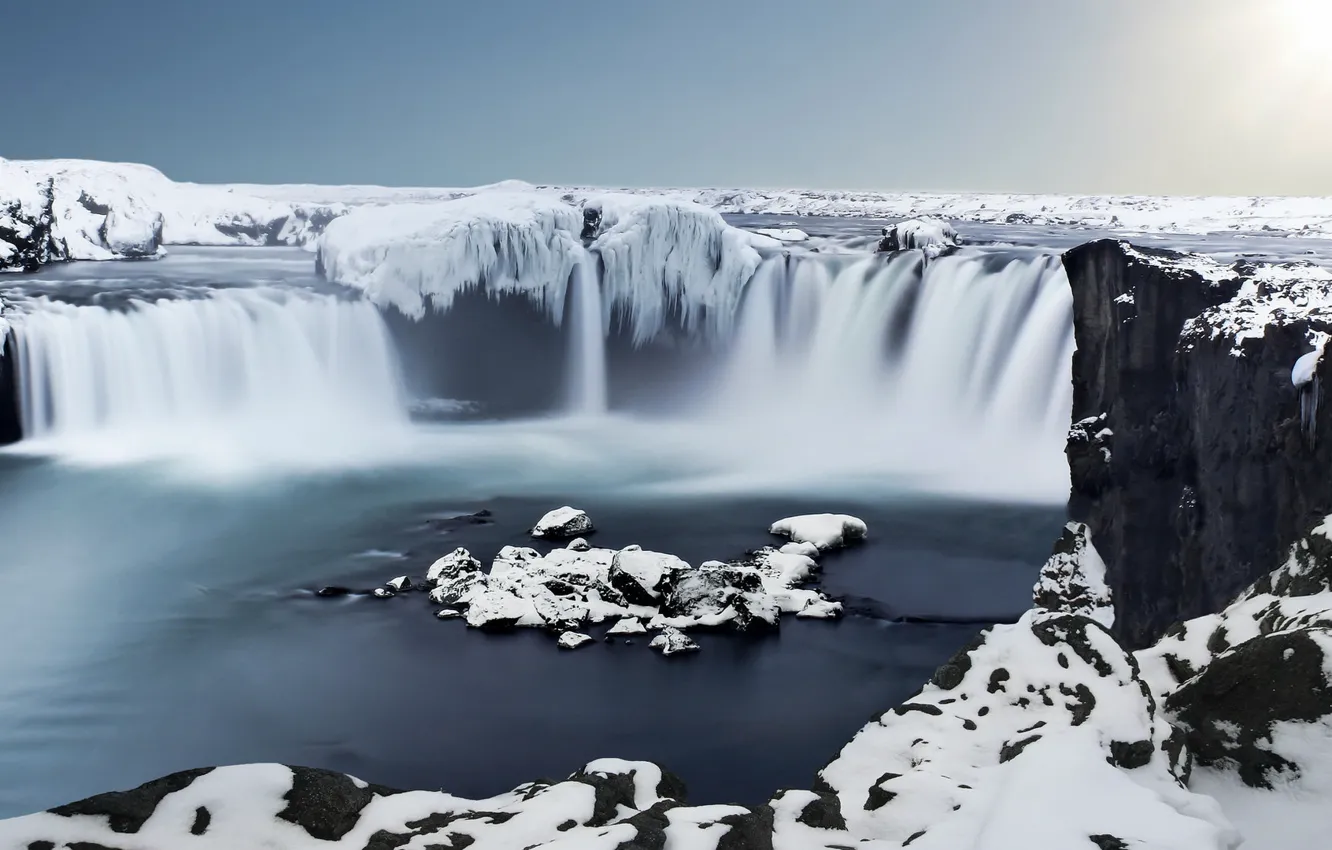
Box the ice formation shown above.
[315,190,764,343]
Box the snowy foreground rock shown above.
[372,509,857,651]
[24,516,1332,847]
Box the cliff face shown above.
[1063,239,1332,649]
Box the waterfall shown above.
[709,250,1074,496]
[566,254,608,415]
[9,288,409,469]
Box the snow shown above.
[649,626,699,656]
[1184,259,1332,354]
[1031,522,1114,628]
[314,189,762,343]
[1292,333,1328,387]
[530,506,595,539]
[606,617,646,635]
[557,631,593,650]
[751,227,809,242]
[237,177,1332,239]
[768,513,868,550]
[880,218,959,259]
[316,192,583,322]
[0,158,342,266]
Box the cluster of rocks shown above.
[357,507,861,657]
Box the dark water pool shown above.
[0,449,1061,816]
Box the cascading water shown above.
[9,287,410,470]
[566,254,608,415]
[705,249,1074,498]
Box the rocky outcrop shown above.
[1063,240,1332,649]
[0,177,66,272]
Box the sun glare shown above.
[1273,0,1332,70]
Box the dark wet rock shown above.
[50,768,214,833]
[1064,239,1332,648]
[1166,628,1332,787]
[276,766,401,841]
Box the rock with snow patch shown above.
[649,627,700,657]
[531,506,595,539]
[769,514,867,551]
[1031,522,1114,628]
[385,576,414,593]
[567,536,591,552]
[607,617,647,636]
[425,547,483,585]
[371,587,395,599]
[557,631,594,650]
[608,547,685,606]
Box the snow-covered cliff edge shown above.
[315,191,767,343]
[0,158,342,271]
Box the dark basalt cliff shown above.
[1063,239,1332,648]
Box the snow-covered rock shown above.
[876,218,960,259]
[768,513,867,551]
[607,547,685,605]
[815,609,1236,849]
[649,626,700,657]
[371,587,395,599]
[1031,522,1114,628]
[557,631,594,650]
[530,506,594,540]
[607,617,647,636]
[566,537,591,552]
[464,588,541,630]
[0,158,343,271]
[385,576,413,593]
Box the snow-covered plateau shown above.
[7,156,1332,275]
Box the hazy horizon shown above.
[6,0,1331,197]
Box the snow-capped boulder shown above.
[371,587,394,599]
[566,536,591,552]
[385,575,413,593]
[557,631,594,650]
[531,506,594,540]
[465,588,542,630]
[607,617,647,636]
[649,627,700,657]
[608,547,685,605]
[876,218,959,259]
[769,514,867,551]
[1031,522,1114,628]
[435,608,463,619]
[425,547,484,584]
[428,570,488,607]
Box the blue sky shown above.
[6,0,1329,195]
